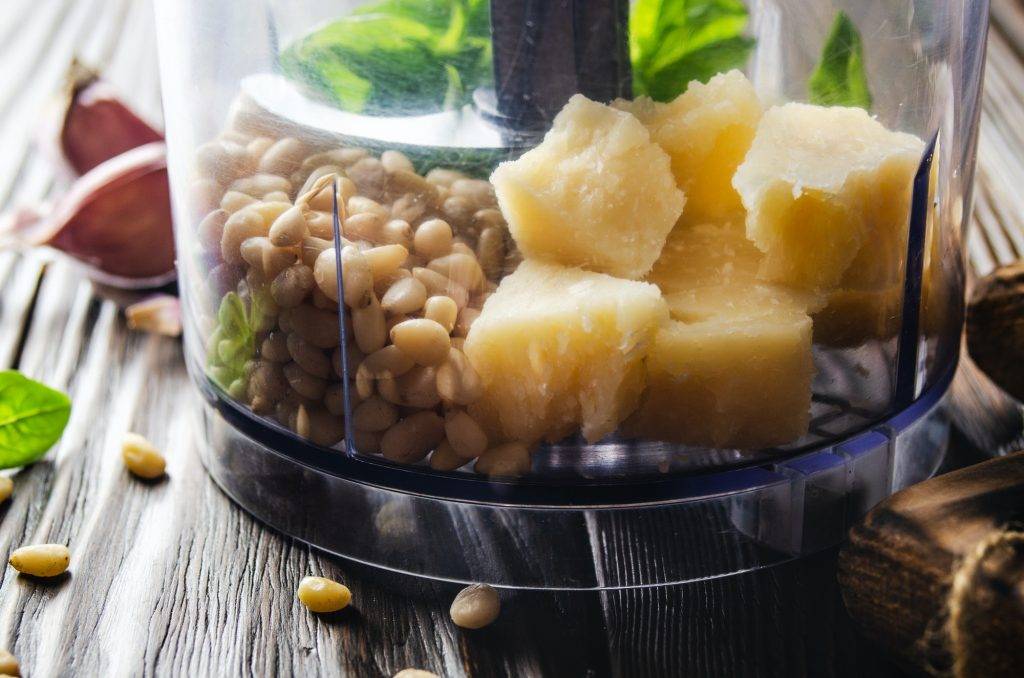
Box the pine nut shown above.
[386,170,436,202]
[343,212,383,243]
[263,190,291,203]
[284,362,327,400]
[444,410,488,459]
[303,407,345,446]
[289,305,341,349]
[303,211,334,239]
[347,195,389,219]
[324,382,346,416]
[390,319,450,366]
[424,296,458,333]
[436,349,484,405]
[199,209,229,252]
[450,241,474,257]
[454,307,480,337]
[299,165,343,198]
[300,236,331,268]
[0,477,12,503]
[287,334,332,379]
[9,544,70,578]
[258,137,307,175]
[351,429,382,454]
[122,432,166,479]
[442,195,474,227]
[260,331,289,362]
[247,360,290,402]
[362,345,415,378]
[0,649,18,676]
[352,396,399,432]
[475,443,531,477]
[428,253,484,291]
[240,237,297,279]
[196,139,253,178]
[473,208,505,231]
[247,136,274,163]
[413,219,452,259]
[271,264,316,308]
[424,168,465,187]
[269,205,308,246]
[221,209,267,264]
[450,178,496,207]
[391,194,427,223]
[450,583,500,629]
[412,268,468,308]
[380,412,444,464]
[230,173,292,198]
[394,670,439,678]
[352,295,387,354]
[429,440,465,471]
[381,277,427,315]
[381,149,415,173]
[364,244,408,281]
[395,366,440,409]
[312,248,341,303]
[347,158,388,200]
[381,219,413,248]
[340,246,374,308]
[297,575,351,613]
[476,227,505,280]
[220,189,258,214]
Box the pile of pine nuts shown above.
[192,112,523,474]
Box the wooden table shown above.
[1,1,1023,676]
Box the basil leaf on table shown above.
[630,0,755,102]
[0,370,71,469]
[808,11,872,109]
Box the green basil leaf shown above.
[0,371,71,469]
[208,292,256,390]
[630,0,754,102]
[280,0,492,115]
[643,34,755,101]
[808,11,872,109]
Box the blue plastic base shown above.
[197,370,951,589]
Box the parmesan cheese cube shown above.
[490,95,685,279]
[615,70,763,226]
[464,261,668,444]
[733,103,924,292]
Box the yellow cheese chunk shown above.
[625,312,814,449]
[632,222,815,448]
[464,260,668,444]
[615,70,762,225]
[647,222,821,321]
[733,103,924,292]
[490,95,685,279]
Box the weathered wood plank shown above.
[0,2,1021,677]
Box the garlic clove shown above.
[0,142,176,288]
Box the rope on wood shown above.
[947,525,1024,678]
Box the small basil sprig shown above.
[207,291,264,396]
[808,11,872,109]
[630,0,755,102]
[0,370,71,469]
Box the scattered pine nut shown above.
[297,575,351,613]
[9,544,70,578]
[121,433,166,479]
[0,649,18,676]
[393,670,438,678]
[449,583,500,629]
[0,477,12,503]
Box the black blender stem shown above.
[489,0,632,133]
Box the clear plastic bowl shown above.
[155,0,988,587]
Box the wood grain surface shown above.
[0,1,1020,676]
